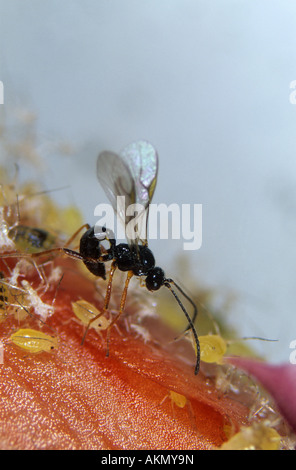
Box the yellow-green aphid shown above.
[169,390,187,408]
[198,334,227,364]
[160,389,196,426]
[160,389,188,409]
[71,299,111,331]
[10,328,58,353]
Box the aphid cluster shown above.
[0,262,60,355]
[0,183,63,355]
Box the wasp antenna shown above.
[165,278,198,330]
[164,280,200,375]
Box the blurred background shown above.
[0,0,296,362]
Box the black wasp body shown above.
[78,140,200,375]
[80,226,165,291]
[78,220,200,375]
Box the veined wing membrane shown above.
[97,151,136,230]
[97,141,158,246]
[120,140,158,209]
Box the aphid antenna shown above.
[13,295,58,335]
[29,258,50,290]
[22,185,71,199]
[237,336,278,343]
[0,183,71,236]
[15,185,72,208]
[163,278,200,375]
[6,257,49,292]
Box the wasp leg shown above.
[105,270,133,356]
[0,246,83,261]
[81,261,117,346]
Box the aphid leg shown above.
[9,289,58,336]
[0,281,28,324]
[0,257,12,275]
[164,280,200,375]
[27,258,52,292]
[81,261,117,345]
[105,270,134,356]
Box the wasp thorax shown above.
[114,244,155,276]
[137,246,155,274]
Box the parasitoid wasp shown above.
[80,140,200,374]
[0,140,200,374]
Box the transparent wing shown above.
[97,151,136,228]
[97,141,158,246]
[120,140,158,209]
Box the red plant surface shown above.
[0,257,253,450]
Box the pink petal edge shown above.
[228,357,296,433]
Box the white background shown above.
[1,0,296,363]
